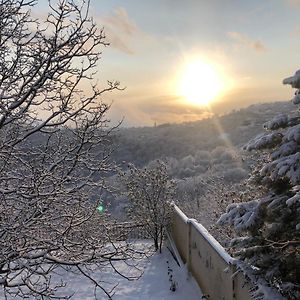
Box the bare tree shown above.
[119,161,175,253]
[0,1,138,299]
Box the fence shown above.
[169,204,254,300]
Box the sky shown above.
[40,0,300,126]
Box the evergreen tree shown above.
[219,70,300,299]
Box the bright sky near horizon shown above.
[39,0,300,126]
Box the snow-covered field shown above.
[56,244,202,299]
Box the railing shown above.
[169,204,254,300]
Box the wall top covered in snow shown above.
[173,204,234,264]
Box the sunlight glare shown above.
[179,59,224,106]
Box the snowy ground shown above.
[56,242,202,300]
[0,241,202,299]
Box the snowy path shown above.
[58,246,202,300]
[110,249,202,300]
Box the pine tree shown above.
[218,70,300,299]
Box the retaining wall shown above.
[169,205,253,300]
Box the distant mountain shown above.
[107,101,297,220]
[111,101,296,167]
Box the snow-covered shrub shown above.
[194,150,212,165]
[222,167,248,183]
[119,161,175,252]
[212,146,236,163]
[219,70,300,299]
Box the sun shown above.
[179,59,224,106]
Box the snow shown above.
[283,70,300,105]
[50,242,202,300]
[264,114,288,130]
[109,250,202,300]
[173,204,234,264]
[218,196,275,232]
[262,152,300,184]
[244,132,283,150]
[174,204,189,223]
[234,261,286,300]
[271,140,300,159]
[286,192,300,206]
[189,219,234,264]
[284,123,300,143]
[292,91,300,104]
[283,69,300,88]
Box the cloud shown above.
[109,94,213,127]
[136,95,213,124]
[227,31,266,53]
[100,7,139,55]
[285,0,300,7]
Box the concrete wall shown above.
[170,205,253,300]
[170,205,189,264]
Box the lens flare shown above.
[97,204,105,213]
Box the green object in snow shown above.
[97,204,105,213]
